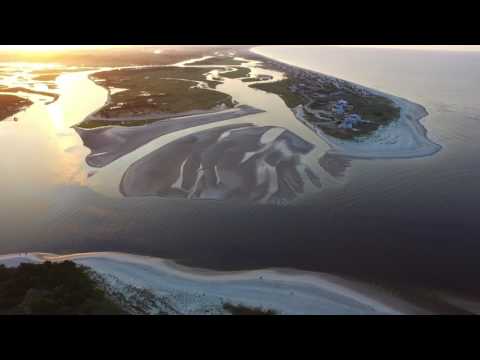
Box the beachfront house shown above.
[339,113,363,129]
[333,99,348,115]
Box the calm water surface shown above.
[1,48,480,295]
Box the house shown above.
[332,99,349,115]
[339,113,363,129]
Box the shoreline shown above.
[303,94,442,160]
[248,48,442,160]
[0,52,448,314]
[0,251,427,315]
[84,105,234,124]
[75,104,264,168]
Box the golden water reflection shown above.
[0,66,108,225]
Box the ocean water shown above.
[1,47,480,296]
[251,46,480,293]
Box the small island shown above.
[220,66,251,79]
[79,66,237,128]
[0,94,33,121]
[0,87,59,104]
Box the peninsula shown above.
[246,49,442,159]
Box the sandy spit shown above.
[0,252,426,315]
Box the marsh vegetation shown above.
[220,67,251,79]
[0,94,33,121]
[81,66,235,126]
[249,78,305,108]
[188,57,247,66]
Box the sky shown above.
[0,45,127,52]
[339,45,480,52]
[0,45,479,53]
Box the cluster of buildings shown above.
[333,99,349,115]
[339,113,363,129]
[332,99,363,129]
[263,58,370,132]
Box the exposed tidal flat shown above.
[1,47,480,313]
[76,105,264,168]
[74,51,438,204]
[74,55,334,203]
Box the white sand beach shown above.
[0,252,425,315]
[298,92,442,160]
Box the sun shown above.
[0,45,112,53]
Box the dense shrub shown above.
[0,261,124,314]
